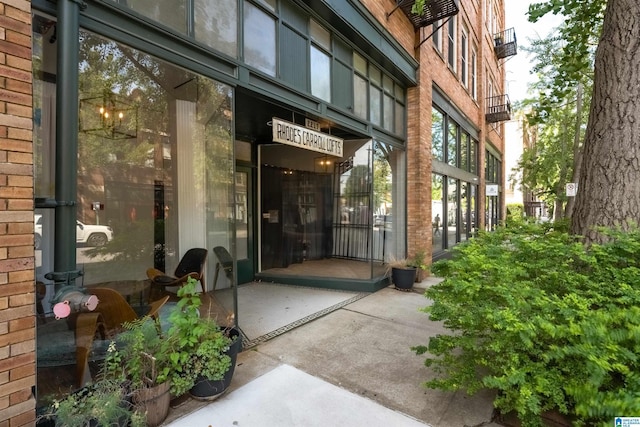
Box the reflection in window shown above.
[460,181,469,241]
[35,26,234,408]
[447,178,458,248]
[447,119,457,167]
[353,74,368,119]
[311,45,331,101]
[370,85,381,126]
[244,1,276,76]
[195,0,237,57]
[119,0,187,34]
[460,132,469,171]
[432,108,444,161]
[432,174,444,253]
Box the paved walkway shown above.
[164,277,502,427]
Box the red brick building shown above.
[0,0,510,424]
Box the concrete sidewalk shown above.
[164,277,501,427]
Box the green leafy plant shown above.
[120,316,173,388]
[43,341,145,427]
[413,223,640,427]
[164,276,233,397]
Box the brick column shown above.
[0,1,36,425]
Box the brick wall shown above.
[0,1,36,426]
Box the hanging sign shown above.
[272,117,343,157]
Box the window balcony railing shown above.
[387,0,459,29]
[486,94,511,123]
[493,28,517,59]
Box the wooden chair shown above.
[146,247,208,297]
[75,288,170,387]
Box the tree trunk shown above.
[570,0,640,243]
[565,83,584,219]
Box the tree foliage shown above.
[415,223,640,426]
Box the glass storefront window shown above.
[432,108,444,161]
[432,174,444,253]
[34,26,234,407]
[447,119,458,167]
[447,178,458,248]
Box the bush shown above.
[413,224,640,427]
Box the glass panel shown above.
[383,93,393,131]
[236,172,248,259]
[431,108,444,161]
[353,51,367,74]
[375,141,405,264]
[460,132,469,171]
[36,26,234,407]
[195,0,238,57]
[460,181,468,241]
[369,64,381,85]
[310,19,331,51]
[256,0,276,12]
[122,0,187,33]
[353,74,368,119]
[310,45,331,101]
[244,1,276,76]
[383,74,393,94]
[470,139,477,174]
[447,119,457,167]
[432,174,443,252]
[394,84,404,102]
[470,184,477,234]
[370,85,381,126]
[447,178,458,248]
[395,101,404,136]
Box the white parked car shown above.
[34,214,114,249]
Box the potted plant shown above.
[119,317,173,427]
[386,256,417,290]
[410,250,429,282]
[164,277,240,399]
[40,341,145,427]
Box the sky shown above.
[504,2,564,102]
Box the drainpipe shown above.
[52,0,81,289]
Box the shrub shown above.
[413,224,640,427]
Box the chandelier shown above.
[79,91,138,140]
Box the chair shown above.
[75,288,170,387]
[212,246,234,290]
[146,247,208,297]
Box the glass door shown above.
[235,167,254,283]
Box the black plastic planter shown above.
[190,327,242,400]
[391,267,417,290]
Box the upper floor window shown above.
[460,24,468,88]
[244,0,276,76]
[432,20,442,53]
[447,18,456,71]
[353,52,405,136]
[310,19,331,102]
[471,45,478,100]
[195,0,238,57]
